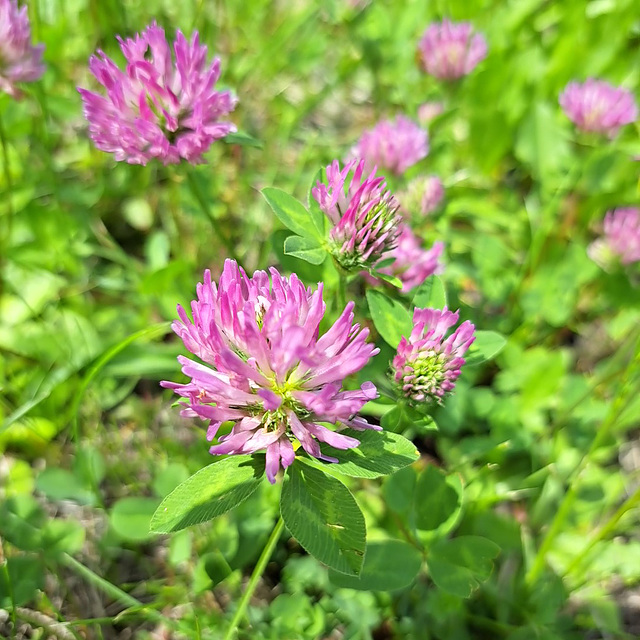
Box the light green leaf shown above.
[262,188,321,240]
[152,462,190,498]
[111,497,161,542]
[223,130,263,148]
[0,556,45,607]
[150,456,264,534]
[280,461,366,576]
[317,430,419,479]
[466,331,507,367]
[371,270,403,289]
[307,167,328,238]
[428,536,500,598]
[366,290,413,348]
[284,235,327,265]
[36,468,96,506]
[329,540,422,590]
[412,276,447,309]
[42,519,85,555]
[415,467,463,533]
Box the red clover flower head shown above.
[78,22,237,165]
[417,101,444,126]
[312,159,402,272]
[588,207,640,268]
[559,79,637,137]
[0,0,45,97]
[162,260,380,484]
[418,19,487,81]
[392,307,475,404]
[350,116,429,175]
[364,224,444,293]
[402,175,445,217]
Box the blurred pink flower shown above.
[588,207,640,268]
[402,175,445,216]
[559,79,637,137]
[364,224,444,293]
[312,159,402,271]
[0,0,45,97]
[417,101,444,126]
[350,116,428,175]
[78,22,237,165]
[418,19,487,80]
[162,260,380,484]
[392,307,475,404]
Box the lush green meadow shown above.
[1,0,639,638]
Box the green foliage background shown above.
[1,0,639,638]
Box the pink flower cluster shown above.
[366,224,444,293]
[312,159,402,271]
[559,79,637,137]
[418,19,487,80]
[0,0,45,97]
[392,307,475,404]
[78,23,237,165]
[588,207,640,268]
[162,260,380,484]
[350,116,429,175]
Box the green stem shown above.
[337,270,347,311]
[565,483,640,578]
[509,159,582,310]
[527,334,640,584]
[223,517,284,640]
[60,554,178,629]
[184,168,241,265]
[0,107,13,302]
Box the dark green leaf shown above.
[366,290,413,348]
[280,461,366,575]
[412,276,447,309]
[150,456,264,534]
[329,540,422,590]
[415,466,462,532]
[0,556,45,607]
